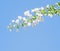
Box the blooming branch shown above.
[8,2,60,32]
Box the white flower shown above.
[36,13,43,16]
[27,22,31,26]
[7,25,12,29]
[23,18,27,23]
[24,10,32,17]
[23,17,27,21]
[18,16,22,20]
[37,20,40,23]
[40,7,44,10]
[36,17,41,23]
[12,20,15,23]
[15,19,20,24]
[33,20,38,24]
[46,5,49,8]
[32,21,37,26]
[35,19,40,23]
[33,20,35,23]
[23,17,28,23]
[55,3,58,5]
[31,8,40,12]
[48,14,53,17]
[9,29,12,32]
[13,24,16,27]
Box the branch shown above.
[8,2,60,32]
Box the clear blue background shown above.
[0,0,60,51]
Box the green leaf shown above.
[51,10,55,15]
[32,15,36,20]
[22,23,24,27]
[28,19,33,23]
[58,2,60,6]
[40,10,47,14]
[50,5,55,9]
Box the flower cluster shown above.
[8,2,60,32]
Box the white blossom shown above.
[37,20,40,23]
[48,14,53,17]
[9,29,12,32]
[18,16,22,20]
[23,17,28,23]
[40,7,44,10]
[8,2,59,32]
[15,19,20,24]
[23,17,27,20]
[36,17,41,23]
[7,25,12,29]
[35,19,40,23]
[27,22,31,26]
[12,20,15,23]
[46,5,49,8]
[36,13,43,16]
[23,18,27,23]
[31,8,40,12]
[24,10,32,17]
[33,20,37,24]
[55,3,58,5]
[32,21,37,26]
[32,20,35,23]
[13,24,16,27]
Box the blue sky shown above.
[0,0,60,51]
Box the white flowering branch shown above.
[8,2,60,32]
